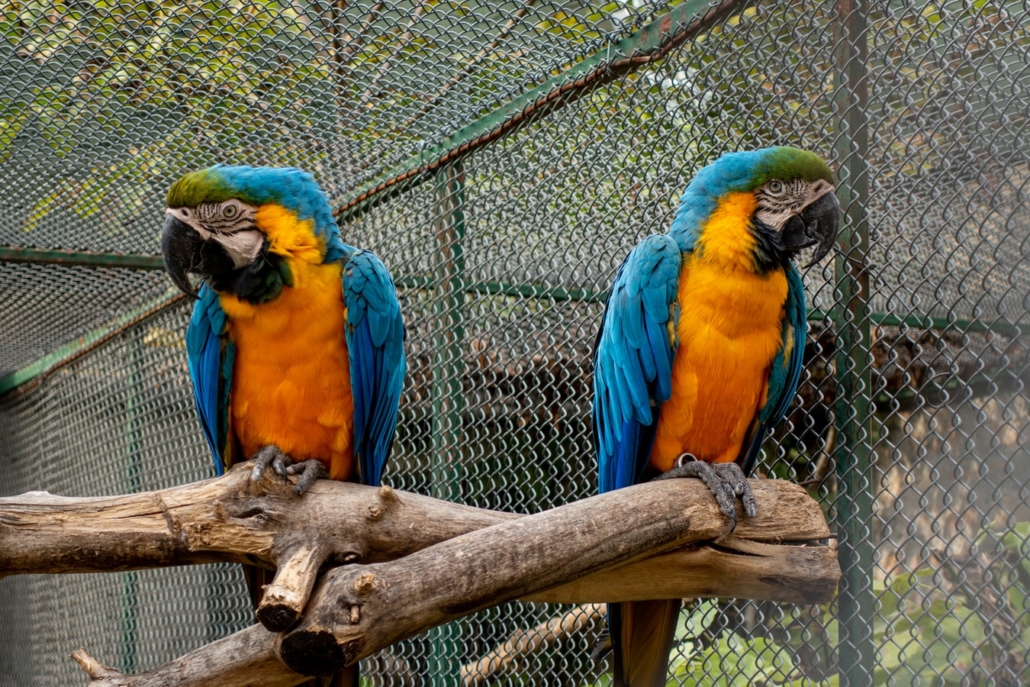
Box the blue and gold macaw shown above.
[161,166,406,687]
[592,147,840,686]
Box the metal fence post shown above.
[832,0,875,684]
[429,161,467,685]
[119,327,147,673]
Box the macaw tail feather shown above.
[287,667,358,687]
[319,666,358,687]
[243,564,359,687]
[611,599,681,687]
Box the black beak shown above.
[781,191,841,268]
[161,215,236,298]
[161,215,201,297]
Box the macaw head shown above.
[161,165,347,301]
[670,146,840,268]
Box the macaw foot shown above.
[250,445,292,483]
[654,455,757,528]
[249,446,327,495]
[285,459,328,495]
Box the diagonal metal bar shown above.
[333,0,757,223]
[0,291,185,397]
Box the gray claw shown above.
[655,457,738,525]
[250,445,292,483]
[655,455,758,526]
[712,463,758,518]
[285,459,328,495]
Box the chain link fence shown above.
[1,0,1027,685]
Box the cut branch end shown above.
[72,649,131,686]
[257,545,326,632]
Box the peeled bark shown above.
[0,466,837,687]
[0,464,516,629]
[274,478,832,675]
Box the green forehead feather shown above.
[166,168,235,208]
[756,147,835,187]
[165,165,348,263]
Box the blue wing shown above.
[593,235,682,493]
[343,250,407,487]
[185,284,236,476]
[740,263,807,474]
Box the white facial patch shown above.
[754,179,835,231]
[803,179,835,209]
[166,207,213,239]
[217,230,265,268]
[166,201,263,269]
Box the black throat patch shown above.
[750,219,792,273]
[207,242,292,304]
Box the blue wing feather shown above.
[741,264,807,474]
[343,250,407,487]
[592,235,682,493]
[185,284,235,476]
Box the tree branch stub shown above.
[0,467,839,687]
[274,478,827,676]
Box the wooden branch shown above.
[0,463,517,630]
[259,543,327,631]
[70,627,307,687]
[460,603,607,686]
[0,467,838,687]
[526,536,839,605]
[274,479,830,676]
[0,464,517,574]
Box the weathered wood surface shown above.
[527,536,839,605]
[0,467,838,687]
[275,477,734,674]
[0,463,517,630]
[0,464,518,577]
[70,627,305,687]
[0,466,833,611]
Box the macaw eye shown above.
[222,203,238,219]
[767,180,785,196]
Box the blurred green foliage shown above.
[1,0,333,233]
[581,522,1028,686]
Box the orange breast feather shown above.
[219,208,355,481]
[650,192,788,472]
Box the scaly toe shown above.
[719,500,739,528]
[286,459,328,495]
[250,445,291,483]
[712,463,757,518]
[710,482,739,523]
[655,459,738,523]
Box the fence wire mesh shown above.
[1,0,1028,685]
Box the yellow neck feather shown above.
[257,204,325,266]
[696,192,759,272]
[217,204,330,320]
